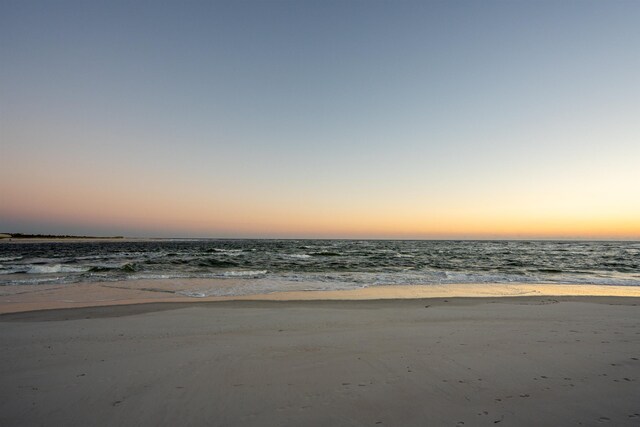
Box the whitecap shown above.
[221,270,267,277]
[0,267,27,275]
[283,254,311,259]
[28,264,90,274]
[177,291,207,298]
[212,248,244,256]
[128,273,192,280]
[0,256,23,262]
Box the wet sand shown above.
[2,280,640,314]
[1,296,639,426]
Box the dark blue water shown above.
[1,240,639,296]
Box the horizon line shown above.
[3,233,639,243]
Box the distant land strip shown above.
[0,233,124,239]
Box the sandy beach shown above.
[2,280,640,314]
[1,290,639,426]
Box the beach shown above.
[1,291,639,426]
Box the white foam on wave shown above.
[213,248,244,256]
[4,276,64,285]
[284,254,311,259]
[128,273,192,280]
[126,270,268,280]
[76,253,136,260]
[177,291,207,298]
[0,256,23,262]
[221,270,267,277]
[0,267,26,275]
[28,264,90,274]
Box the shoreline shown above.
[1,281,639,314]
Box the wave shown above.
[177,291,208,298]
[1,276,64,286]
[0,267,28,275]
[208,248,244,256]
[28,264,90,274]
[221,270,267,277]
[87,262,141,273]
[0,256,23,262]
[127,273,194,280]
[197,259,239,268]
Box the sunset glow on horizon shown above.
[2,1,639,240]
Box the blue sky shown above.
[1,1,639,238]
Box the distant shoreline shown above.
[0,236,157,244]
[0,237,159,245]
[0,233,124,239]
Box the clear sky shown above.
[1,1,639,239]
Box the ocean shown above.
[1,239,638,297]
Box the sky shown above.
[1,1,639,239]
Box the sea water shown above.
[0,240,638,297]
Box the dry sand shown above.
[1,295,639,426]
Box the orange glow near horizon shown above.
[2,178,638,239]
[1,117,638,240]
